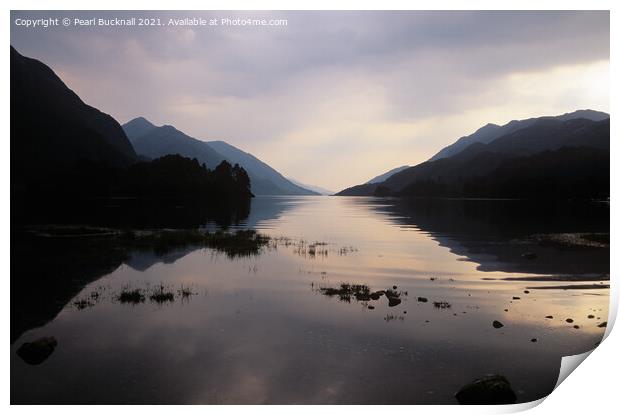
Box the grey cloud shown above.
[10,10,609,189]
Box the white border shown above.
[3,1,617,413]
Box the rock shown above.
[403,311,407,314]
[573,325,580,329]
[16,336,58,365]
[598,321,607,328]
[417,297,428,303]
[521,252,537,260]
[545,315,553,319]
[566,318,574,323]
[587,315,595,319]
[392,285,397,290]
[388,297,402,307]
[492,320,504,329]
[455,374,517,404]
[531,338,537,342]
[367,305,375,310]
[369,291,384,300]
[512,296,521,300]
[523,290,530,294]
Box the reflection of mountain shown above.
[366,198,609,275]
[125,247,198,272]
[11,231,127,343]
[243,196,298,229]
[11,198,294,341]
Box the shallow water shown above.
[11,196,609,404]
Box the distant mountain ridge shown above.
[429,109,609,162]
[336,111,609,199]
[287,178,334,195]
[366,165,410,184]
[122,117,319,196]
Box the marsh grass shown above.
[118,288,145,304]
[120,229,271,259]
[318,283,407,306]
[150,283,175,304]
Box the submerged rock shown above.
[417,297,428,303]
[492,320,504,329]
[16,336,58,365]
[455,374,517,404]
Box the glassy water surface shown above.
[11,196,609,404]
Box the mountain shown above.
[429,109,609,162]
[11,46,137,171]
[206,141,319,196]
[122,118,319,196]
[122,116,157,141]
[128,123,224,169]
[287,178,333,195]
[11,47,253,226]
[366,165,410,184]
[336,116,609,199]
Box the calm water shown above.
[11,196,609,404]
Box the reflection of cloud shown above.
[10,11,609,190]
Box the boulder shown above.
[455,374,517,404]
[16,336,58,365]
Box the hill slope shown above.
[429,109,609,162]
[123,118,319,196]
[11,46,137,171]
[207,140,319,196]
[366,165,410,184]
[337,116,609,199]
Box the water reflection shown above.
[365,198,609,276]
[11,196,609,404]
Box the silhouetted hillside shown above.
[366,165,410,184]
[337,116,609,199]
[122,116,157,142]
[208,140,319,195]
[123,117,319,195]
[129,124,225,169]
[11,47,253,225]
[429,109,609,161]
[11,46,137,194]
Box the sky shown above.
[10,11,609,191]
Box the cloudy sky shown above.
[11,11,609,191]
